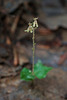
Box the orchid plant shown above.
[20,18,52,81]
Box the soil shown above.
[0,43,67,100]
[0,68,67,100]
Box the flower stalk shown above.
[25,18,38,74]
[32,29,35,74]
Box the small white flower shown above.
[33,18,38,28]
[25,23,33,33]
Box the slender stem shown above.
[32,29,35,74]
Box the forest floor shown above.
[0,42,67,100]
[0,1,67,99]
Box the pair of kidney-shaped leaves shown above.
[20,60,53,81]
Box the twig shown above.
[13,46,19,66]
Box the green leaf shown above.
[20,68,35,81]
[34,60,53,79]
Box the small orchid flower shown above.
[33,18,38,28]
[25,23,33,33]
